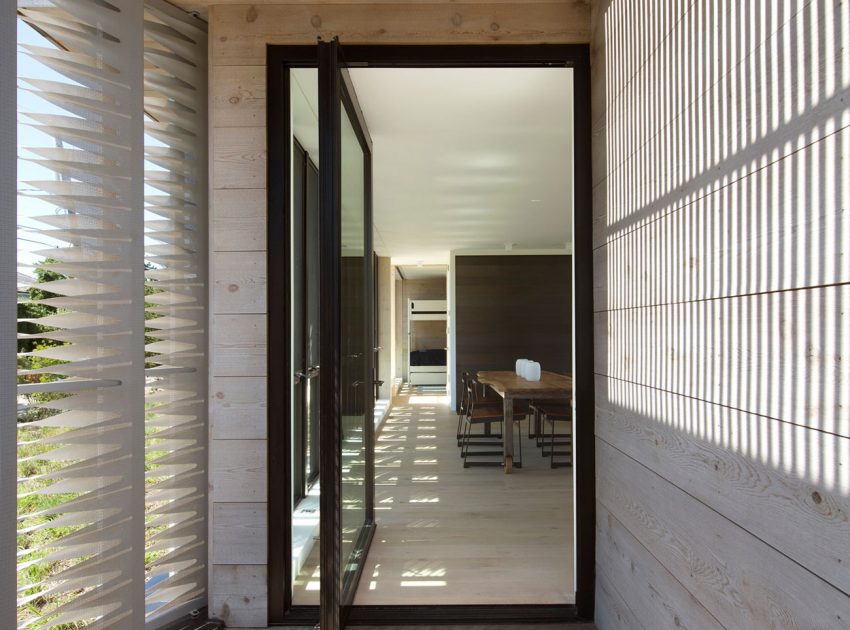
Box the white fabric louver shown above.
[142,1,208,622]
[15,1,208,628]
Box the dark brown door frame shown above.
[318,38,378,630]
[267,43,594,625]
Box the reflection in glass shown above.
[290,68,322,606]
[339,100,369,590]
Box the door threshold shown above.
[269,604,582,627]
[347,604,581,625]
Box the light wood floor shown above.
[350,626,595,629]
[354,387,574,605]
[292,386,575,606]
[246,626,594,629]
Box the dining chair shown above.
[540,403,573,468]
[529,399,570,447]
[461,379,523,468]
[456,371,501,450]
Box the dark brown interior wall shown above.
[455,255,572,404]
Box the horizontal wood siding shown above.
[592,0,850,626]
[208,3,590,626]
[208,7,269,617]
[455,255,572,402]
[211,3,591,64]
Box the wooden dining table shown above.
[476,370,573,473]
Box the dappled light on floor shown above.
[355,385,574,605]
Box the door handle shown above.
[373,379,384,387]
[295,366,320,380]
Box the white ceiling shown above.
[397,264,448,281]
[291,67,574,265]
[350,67,573,265]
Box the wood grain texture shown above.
[592,0,850,625]
[211,65,266,128]
[595,504,719,629]
[352,389,575,605]
[212,126,266,189]
[206,2,590,623]
[210,439,268,502]
[212,189,267,252]
[213,250,267,314]
[211,314,267,377]
[597,439,850,629]
[593,566,643,630]
[212,503,268,564]
[478,369,572,397]
[211,3,590,65]
[351,626,597,630]
[595,126,850,310]
[210,564,268,628]
[211,376,267,440]
[596,285,850,437]
[593,0,848,224]
[595,374,850,595]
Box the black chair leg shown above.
[461,420,471,462]
[547,419,573,469]
[515,417,523,468]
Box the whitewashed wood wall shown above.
[205,1,850,626]
[207,3,590,626]
[591,0,850,627]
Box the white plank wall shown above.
[207,3,590,626]
[209,15,268,620]
[592,0,850,627]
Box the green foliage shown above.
[17,424,89,630]
[18,259,65,354]
[16,258,182,627]
[18,260,70,422]
[16,261,90,628]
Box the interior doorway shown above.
[268,44,594,628]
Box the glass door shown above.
[318,38,375,630]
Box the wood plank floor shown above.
[245,626,594,629]
[356,387,574,605]
[351,625,596,629]
[292,386,575,606]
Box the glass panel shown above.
[305,160,321,486]
[339,99,368,589]
[292,142,306,504]
[290,68,321,606]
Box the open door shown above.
[318,38,376,630]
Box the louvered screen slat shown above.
[16,0,146,626]
[15,1,207,628]
[142,1,208,624]
[3,0,17,626]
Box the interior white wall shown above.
[394,271,403,389]
[388,262,396,397]
[376,256,394,401]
